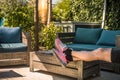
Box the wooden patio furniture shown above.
[0,27,31,66]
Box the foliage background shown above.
[0,0,37,50]
[0,0,120,49]
[52,0,104,22]
[0,0,34,32]
[52,0,120,30]
[106,0,120,30]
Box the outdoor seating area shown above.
[0,66,120,80]
[0,0,120,80]
[57,27,120,73]
[28,23,120,80]
[0,27,31,66]
[0,25,120,80]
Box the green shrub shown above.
[40,23,63,50]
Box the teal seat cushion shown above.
[0,43,27,53]
[0,27,22,43]
[67,44,115,51]
[74,28,102,44]
[97,30,120,46]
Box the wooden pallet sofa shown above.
[58,27,120,73]
[30,51,100,80]
[0,27,31,66]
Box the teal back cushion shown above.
[97,30,120,46]
[0,27,22,43]
[74,28,102,44]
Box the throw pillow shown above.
[0,27,22,43]
[74,28,103,44]
[97,30,120,46]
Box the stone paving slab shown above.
[0,66,120,80]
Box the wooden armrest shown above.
[57,32,75,43]
[116,35,120,48]
[22,32,31,51]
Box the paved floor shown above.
[0,66,120,80]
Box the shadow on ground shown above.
[0,70,23,79]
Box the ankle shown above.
[64,48,73,61]
[63,48,72,55]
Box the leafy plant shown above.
[0,9,5,19]
[105,0,120,30]
[52,0,72,21]
[40,23,63,50]
[52,0,120,30]
[0,13,4,19]
[0,0,34,32]
[52,0,103,22]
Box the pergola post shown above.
[38,0,48,25]
[34,0,39,51]
[101,0,107,29]
[34,0,51,50]
[47,0,51,25]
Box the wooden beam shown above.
[34,0,39,50]
[47,0,51,25]
[101,0,107,29]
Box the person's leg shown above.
[54,38,112,62]
[55,38,120,64]
[71,48,112,62]
[52,47,112,67]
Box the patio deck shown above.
[0,65,120,80]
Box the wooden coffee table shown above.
[30,50,100,80]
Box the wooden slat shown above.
[100,61,114,71]
[57,32,75,38]
[57,32,75,43]
[60,38,74,43]
[33,52,99,69]
[33,61,78,78]
[0,52,28,66]
[83,65,100,78]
